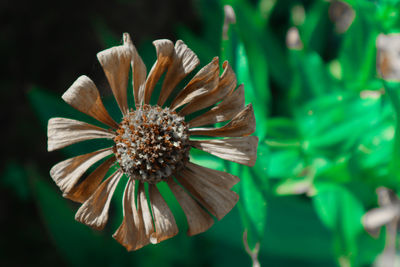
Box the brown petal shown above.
[190,136,258,167]
[50,148,113,194]
[167,178,214,236]
[138,182,154,238]
[63,156,116,203]
[75,170,122,230]
[157,40,199,106]
[175,167,238,220]
[97,40,132,115]
[144,39,175,104]
[149,184,179,244]
[113,180,138,250]
[47,117,115,152]
[179,61,236,116]
[113,179,150,251]
[62,75,118,129]
[188,85,245,128]
[123,33,147,107]
[170,57,219,110]
[189,104,255,137]
[185,161,239,189]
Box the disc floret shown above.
[113,105,189,183]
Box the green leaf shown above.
[339,11,378,89]
[351,118,394,186]
[384,81,400,182]
[355,230,385,266]
[296,52,336,100]
[220,4,270,138]
[312,182,364,263]
[235,41,268,139]
[239,35,270,114]
[239,166,267,249]
[267,149,303,179]
[288,49,340,108]
[231,0,291,89]
[254,142,270,176]
[266,117,300,142]
[262,118,303,180]
[297,92,382,158]
[313,183,364,233]
[300,1,332,54]
[316,157,352,184]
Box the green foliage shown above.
[313,183,364,264]
[240,166,267,249]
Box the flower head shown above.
[48,33,258,251]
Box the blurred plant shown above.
[178,0,400,266]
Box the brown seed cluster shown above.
[113,105,190,183]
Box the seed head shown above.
[113,104,190,183]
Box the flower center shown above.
[113,104,190,184]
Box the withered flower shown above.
[48,33,258,251]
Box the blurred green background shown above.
[3,0,400,266]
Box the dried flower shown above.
[47,33,258,251]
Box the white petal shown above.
[157,40,199,106]
[143,39,175,104]
[189,104,255,137]
[62,75,118,128]
[75,170,122,230]
[167,178,214,236]
[190,136,258,167]
[47,117,115,152]
[188,85,245,128]
[149,184,179,244]
[97,40,132,114]
[50,148,113,193]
